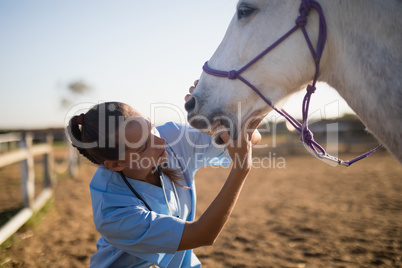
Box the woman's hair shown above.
[66,101,185,186]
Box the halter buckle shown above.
[317,153,350,167]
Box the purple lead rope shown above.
[203,0,382,167]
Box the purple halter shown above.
[203,0,382,166]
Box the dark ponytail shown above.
[66,102,130,165]
[67,113,100,165]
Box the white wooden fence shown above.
[0,132,55,245]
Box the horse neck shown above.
[319,0,401,115]
[317,0,402,160]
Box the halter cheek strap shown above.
[203,0,382,166]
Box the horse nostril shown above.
[185,97,196,113]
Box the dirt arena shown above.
[0,145,401,267]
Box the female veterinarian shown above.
[66,83,263,268]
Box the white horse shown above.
[185,0,402,162]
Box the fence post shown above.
[19,133,35,209]
[68,143,79,178]
[43,134,56,188]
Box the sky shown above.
[0,0,354,130]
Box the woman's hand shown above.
[218,111,265,172]
[184,80,198,102]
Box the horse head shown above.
[185,0,321,143]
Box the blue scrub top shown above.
[89,122,231,267]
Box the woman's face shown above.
[122,115,168,171]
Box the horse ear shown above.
[104,160,125,171]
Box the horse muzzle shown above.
[185,96,239,144]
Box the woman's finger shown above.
[216,126,230,144]
[243,110,266,136]
[185,81,198,102]
[250,129,262,145]
[189,86,195,94]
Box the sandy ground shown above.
[0,146,401,267]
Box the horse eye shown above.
[237,5,256,19]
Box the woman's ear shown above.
[104,160,126,171]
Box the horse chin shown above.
[213,133,226,145]
[187,113,238,145]
[212,117,239,145]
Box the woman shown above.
[66,85,263,267]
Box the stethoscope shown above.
[119,164,182,218]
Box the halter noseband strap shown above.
[202,0,381,166]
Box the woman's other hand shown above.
[184,80,198,102]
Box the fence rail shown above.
[0,132,55,245]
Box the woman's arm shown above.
[178,112,263,251]
[178,165,249,250]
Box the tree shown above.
[60,80,93,108]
